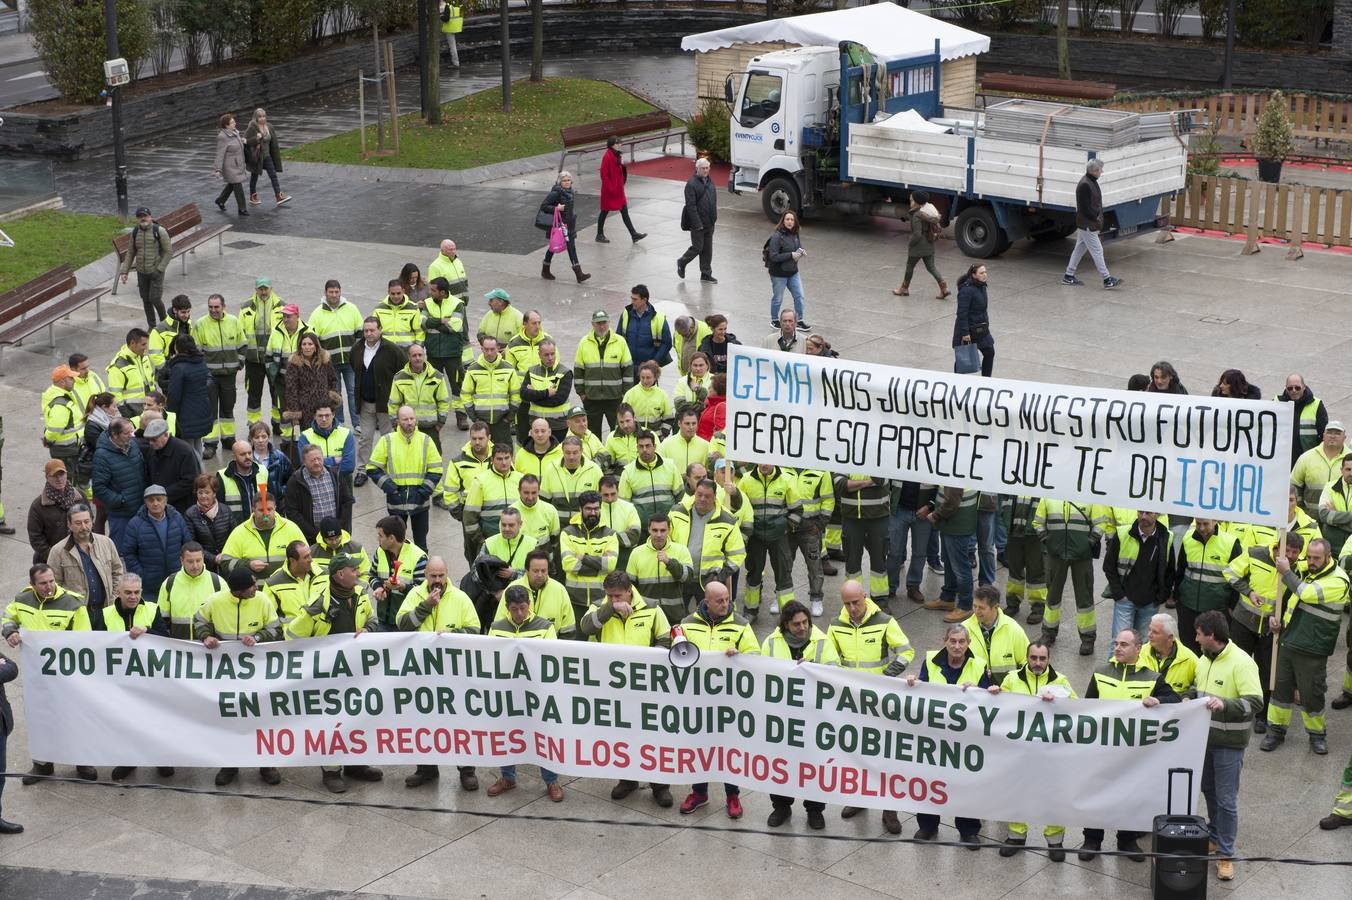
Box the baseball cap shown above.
[591,309,609,323]
[44,459,67,477]
[1327,421,1346,433]
[255,277,271,288]
[135,206,152,217]
[51,365,76,383]
[566,405,587,419]
[143,419,169,439]
[484,288,510,303]
[281,303,300,316]
[319,516,343,539]
[329,554,360,573]
[143,483,167,498]
[227,568,256,592]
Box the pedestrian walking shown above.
[538,171,590,283]
[596,136,646,244]
[117,206,172,329]
[766,212,810,329]
[243,108,290,207]
[954,264,995,378]
[1062,159,1122,289]
[439,1,463,67]
[677,157,718,283]
[212,114,250,217]
[893,191,948,299]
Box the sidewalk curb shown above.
[286,150,562,186]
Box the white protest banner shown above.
[23,632,1207,830]
[725,345,1291,526]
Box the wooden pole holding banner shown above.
[1242,182,1264,255]
[1269,527,1287,693]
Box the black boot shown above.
[541,263,555,280]
[572,264,591,283]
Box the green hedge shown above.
[28,0,152,104]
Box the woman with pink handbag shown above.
[537,171,590,283]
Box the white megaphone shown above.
[669,625,700,668]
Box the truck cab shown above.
[726,46,839,221]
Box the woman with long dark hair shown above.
[766,210,809,330]
[1212,369,1261,400]
[1147,361,1188,394]
[696,315,739,374]
[400,263,430,305]
[954,264,994,378]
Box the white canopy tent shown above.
[681,4,990,62]
[682,5,989,108]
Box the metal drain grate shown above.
[225,240,265,250]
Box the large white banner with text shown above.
[22,632,1208,829]
[725,345,1291,526]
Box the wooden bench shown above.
[111,202,232,295]
[559,110,686,173]
[0,265,112,372]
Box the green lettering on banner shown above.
[764,714,805,748]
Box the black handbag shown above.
[534,206,555,231]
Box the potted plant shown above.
[1252,90,1294,184]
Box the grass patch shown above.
[288,77,664,170]
[0,209,126,294]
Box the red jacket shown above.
[697,394,726,440]
[599,147,627,212]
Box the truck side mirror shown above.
[724,75,735,105]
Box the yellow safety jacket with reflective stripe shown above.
[681,607,760,654]
[158,569,224,639]
[560,515,619,607]
[369,429,442,514]
[504,329,551,374]
[834,473,890,520]
[826,598,912,673]
[460,355,519,424]
[285,582,377,638]
[464,468,523,541]
[964,610,1029,677]
[239,291,283,364]
[1224,544,1285,635]
[523,364,572,427]
[673,321,712,376]
[658,434,710,474]
[1279,559,1350,656]
[41,386,81,449]
[574,330,633,401]
[388,365,450,426]
[477,306,524,344]
[193,312,246,375]
[427,253,468,298]
[265,565,321,624]
[1033,499,1109,560]
[1273,393,1323,453]
[621,384,672,430]
[923,649,987,685]
[372,297,424,349]
[1000,664,1076,697]
[513,498,561,549]
[1317,477,1352,556]
[149,316,191,370]
[501,575,576,637]
[309,534,371,578]
[1292,444,1349,512]
[514,441,562,481]
[625,539,694,604]
[103,601,159,632]
[440,443,491,511]
[620,455,681,526]
[668,496,746,580]
[582,590,670,646]
[762,625,840,665]
[192,588,282,641]
[307,299,364,367]
[600,498,642,552]
[541,460,602,516]
[488,615,556,639]
[483,533,537,573]
[265,321,310,373]
[1,585,90,636]
[373,540,427,590]
[218,515,308,583]
[107,345,156,414]
[1192,639,1264,748]
[792,468,836,523]
[737,466,798,541]
[1240,509,1319,553]
[440,2,464,33]
[71,371,107,416]
[397,581,479,633]
[421,293,467,361]
[1089,660,1163,699]
[1141,639,1199,695]
[1176,526,1241,612]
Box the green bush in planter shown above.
[1252,91,1294,162]
[689,99,731,164]
[29,0,152,104]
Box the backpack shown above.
[924,217,941,244]
[440,2,450,21]
[762,236,773,269]
[129,222,165,264]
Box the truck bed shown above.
[845,121,1187,210]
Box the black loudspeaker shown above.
[1151,768,1209,900]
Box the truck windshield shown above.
[740,73,783,128]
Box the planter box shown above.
[0,9,757,158]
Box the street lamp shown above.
[103,0,129,216]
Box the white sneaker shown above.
[769,599,780,615]
[810,600,824,617]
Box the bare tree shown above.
[1057,0,1071,79]
[530,0,543,82]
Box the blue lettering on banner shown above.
[731,356,813,404]
[1173,457,1268,517]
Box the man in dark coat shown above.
[0,652,19,833]
[92,418,146,546]
[351,316,408,486]
[283,444,354,541]
[1063,158,1122,289]
[144,419,201,513]
[120,485,192,598]
[676,158,718,284]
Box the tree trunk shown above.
[530,0,543,82]
[424,0,441,123]
[500,0,512,113]
[1057,0,1071,80]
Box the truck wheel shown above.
[761,177,801,222]
[954,206,1004,259]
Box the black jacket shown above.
[1075,173,1103,231]
[147,436,202,512]
[184,502,234,570]
[697,334,740,375]
[350,338,407,407]
[0,654,13,737]
[953,279,990,347]
[166,353,214,439]
[542,185,577,230]
[1104,521,1173,608]
[1279,386,1328,465]
[766,229,801,277]
[683,174,717,230]
[282,467,354,542]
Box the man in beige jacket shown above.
[47,503,123,628]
